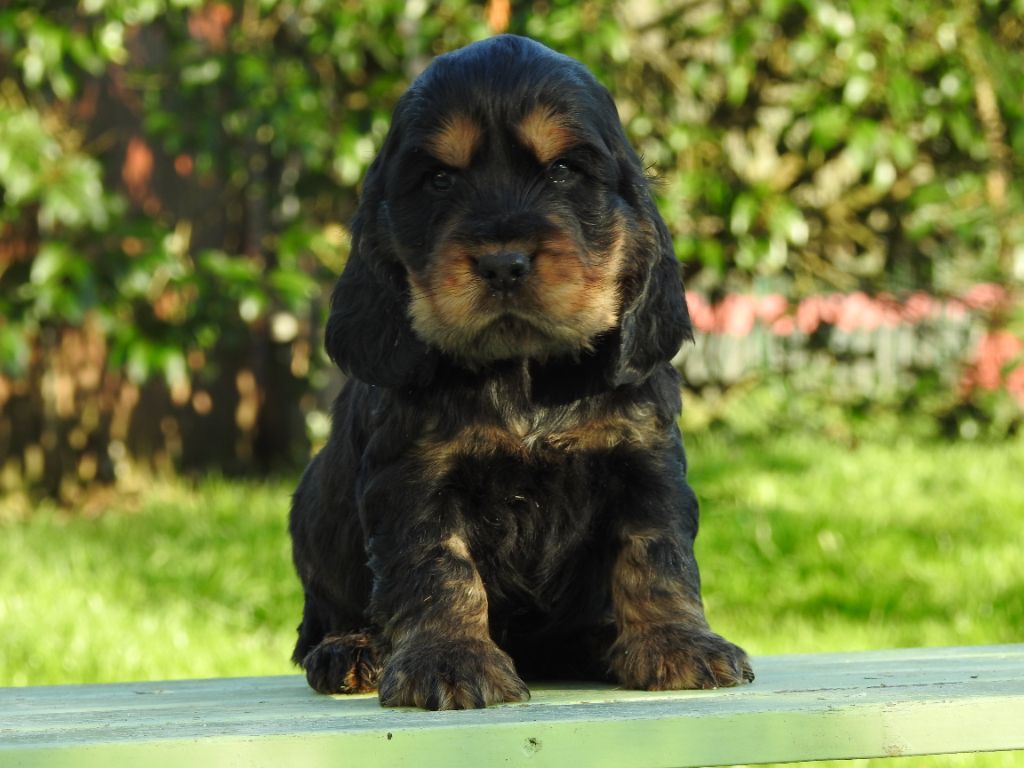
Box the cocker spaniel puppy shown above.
[289,34,753,710]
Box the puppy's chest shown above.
[411,402,662,601]
[415,401,661,476]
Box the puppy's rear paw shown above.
[302,632,386,694]
[378,636,530,710]
[610,625,754,690]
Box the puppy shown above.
[289,34,753,710]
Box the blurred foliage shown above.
[593,0,1024,296]
[1,0,1023,497]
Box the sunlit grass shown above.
[1,432,1022,766]
[0,478,300,686]
[689,432,1024,657]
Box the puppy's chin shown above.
[412,311,599,366]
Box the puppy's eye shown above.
[546,159,573,185]
[430,170,456,192]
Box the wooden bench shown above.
[2,644,1022,767]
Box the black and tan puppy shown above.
[289,35,753,710]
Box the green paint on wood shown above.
[2,645,1023,767]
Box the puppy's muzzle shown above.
[475,250,533,293]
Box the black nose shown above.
[475,250,532,292]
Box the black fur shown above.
[291,35,752,710]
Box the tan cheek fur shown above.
[407,244,488,348]
[531,220,626,341]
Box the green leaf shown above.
[29,243,69,286]
[810,105,852,151]
[730,192,760,237]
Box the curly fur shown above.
[289,35,753,710]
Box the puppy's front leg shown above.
[368,531,529,709]
[607,529,753,690]
[605,448,755,693]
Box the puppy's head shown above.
[327,35,690,388]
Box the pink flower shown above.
[836,292,880,332]
[876,294,903,328]
[966,330,1024,391]
[903,292,937,322]
[755,294,788,324]
[796,297,821,334]
[771,315,796,336]
[962,283,1009,311]
[717,294,757,336]
[820,294,843,325]
[685,291,715,333]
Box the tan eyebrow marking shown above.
[517,107,577,165]
[426,114,482,170]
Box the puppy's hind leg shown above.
[301,630,390,695]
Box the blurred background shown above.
[1,2,1022,752]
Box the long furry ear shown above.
[324,162,436,389]
[608,209,692,387]
[324,235,433,388]
[585,87,692,388]
[324,108,437,388]
[532,210,691,402]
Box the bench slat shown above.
[2,644,1022,767]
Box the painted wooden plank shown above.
[1,645,1022,767]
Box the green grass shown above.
[0,478,301,686]
[2,431,1022,766]
[690,432,1024,657]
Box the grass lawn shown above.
[2,430,1022,766]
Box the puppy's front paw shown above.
[610,625,754,691]
[302,632,386,694]
[378,636,530,710]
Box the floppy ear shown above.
[324,159,436,388]
[608,206,692,387]
[531,204,691,403]
[589,88,692,387]
[532,94,692,399]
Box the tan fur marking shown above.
[416,401,661,480]
[408,251,479,343]
[417,424,528,479]
[427,115,482,169]
[439,533,490,636]
[608,536,753,690]
[531,216,626,338]
[389,532,490,646]
[443,533,473,561]
[546,407,663,453]
[611,535,707,628]
[517,107,577,165]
